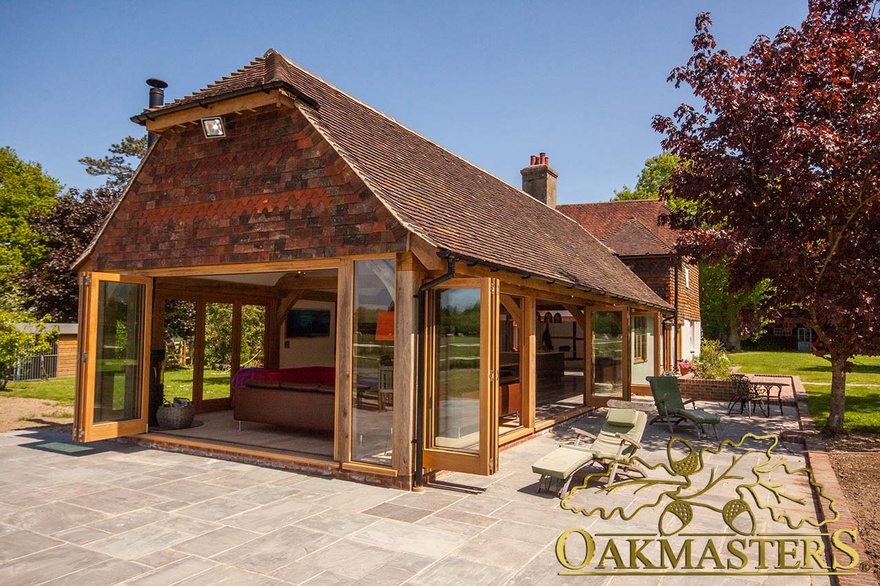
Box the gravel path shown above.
[0,395,73,433]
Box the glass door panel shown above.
[498,295,523,434]
[77,273,152,442]
[423,279,499,476]
[591,310,625,404]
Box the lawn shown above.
[2,367,233,405]
[729,351,880,433]
[2,376,76,405]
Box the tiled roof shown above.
[138,50,669,309]
[602,219,672,257]
[557,200,677,256]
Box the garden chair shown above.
[727,373,767,417]
[646,376,721,439]
[531,408,647,497]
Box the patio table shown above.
[750,381,784,416]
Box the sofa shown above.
[232,367,335,434]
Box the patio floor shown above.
[0,397,834,585]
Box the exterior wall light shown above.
[201,117,226,138]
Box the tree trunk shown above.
[726,313,741,352]
[824,353,848,436]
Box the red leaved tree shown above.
[654,0,880,435]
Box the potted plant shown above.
[156,397,195,429]
[677,360,693,376]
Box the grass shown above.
[1,366,233,406]
[729,351,880,433]
[2,377,76,405]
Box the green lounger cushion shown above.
[531,445,594,480]
[673,408,721,425]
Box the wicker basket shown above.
[156,403,195,429]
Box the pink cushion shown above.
[232,367,335,389]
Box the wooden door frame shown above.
[422,278,500,476]
[75,272,153,442]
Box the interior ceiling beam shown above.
[156,276,276,295]
[274,274,338,291]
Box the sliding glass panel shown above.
[352,258,395,465]
[433,288,482,452]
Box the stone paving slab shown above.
[0,397,849,585]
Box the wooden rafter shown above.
[561,304,587,332]
[276,289,306,329]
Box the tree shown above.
[0,147,62,300]
[613,152,681,201]
[0,310,57,389]
[653,0,880,435]
[16,187,118,321]
[79,135,147,188]
[700,261,773,350]
[17,136,147,321]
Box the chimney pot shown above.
[520,152,558,208]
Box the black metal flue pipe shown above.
[145,78,168,148]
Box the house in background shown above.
[72,49,670,489]
[557,200,701,385]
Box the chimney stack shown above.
[520,152,558,208]
[145,78,168,148]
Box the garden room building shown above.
[73,49,671,489]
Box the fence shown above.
[8,343,59,381]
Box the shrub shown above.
[692,339,732,380]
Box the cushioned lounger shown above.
[531,408,647,496]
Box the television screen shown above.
[286,309,332,338]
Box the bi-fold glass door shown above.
[422,278,500,476]
[75,272,152,442]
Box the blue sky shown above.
[1,1,807,204]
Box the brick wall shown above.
[90,105,408,271]
[626,256,674,304]
[676,377,736,403]
[678,260,701,321]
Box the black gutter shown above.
[414,254,456,488]
[441,250,671,313]
[130,80,319,125]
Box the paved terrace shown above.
[0,389,840,585]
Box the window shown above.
[684,266,691,290]
[352,258,395,465]
[633,316,648,364]
[773,327,783,337]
